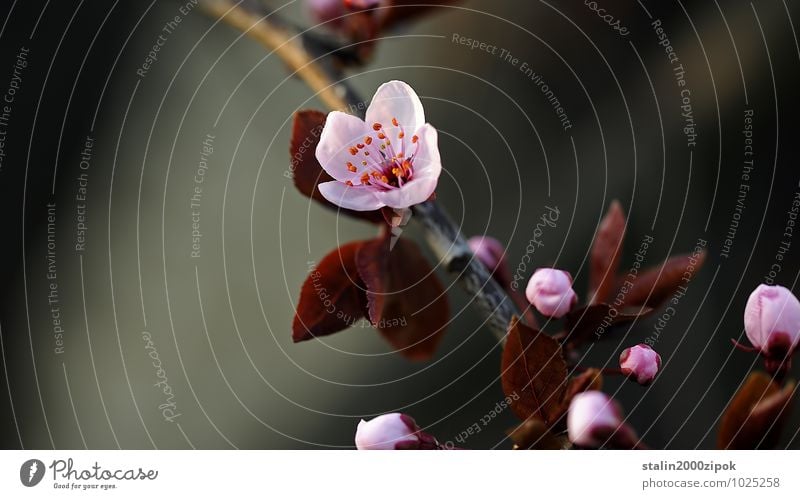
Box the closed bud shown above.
[744,284,800,373]
[619,344,661,385]
[567,391,622,448]
[306,0,346,26]
[467,236,511,287]
[344,0,382,10]
[525,268,578,318]
[567,391,641,449]
[355,413,442,450]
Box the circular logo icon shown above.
[20,459,45,487]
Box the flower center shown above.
[343,117,420,190]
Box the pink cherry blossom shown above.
[344,0,383,10]
[567,391,623,448]
[306,0,346,25]
[744,285,800,372]
[355,413,421,450]
[316,81,441,211]
[619,344,662,385]
[525,268,578,318]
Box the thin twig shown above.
[200,0,352,112]
[199,0,519,342]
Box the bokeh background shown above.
[1,0,800,449]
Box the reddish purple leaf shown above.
[546,368,604,429]
[356,234,450,361]
[563,303,653,348]
[289,110,383,223]
[501,317,568,425]
[718,372,796,449]
[508,418,566,450]
[589,201,626,304]
[564,368,604,403]
[617,252,707,308]
[292,241,368,342]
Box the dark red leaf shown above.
[718,372,796,449]
[292,241,368,342]
[617,251,707,308]
[356,234,450,361]
[546,368,604,429]
[289,110,383,223]
[501,317,568,425]
[565,369,604,402]
[589,201,626,304]
[508,418,566,450]
[563,303,653,348]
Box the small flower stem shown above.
[572,366,625,376]
[199,0,522,343]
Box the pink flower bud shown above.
[525,268,578,318]
[468,236,511,287]
[744,285,800,373]
[344,0,382,10]
[619,344,661,385]
[745,285,800,355]
[306,0,346,26]
[567,391,623,448]
[355,413,421,450]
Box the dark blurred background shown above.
[1,0,799,449]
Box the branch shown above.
[199,0,519,341]
[199,0,360,112]
[413,201,519,341]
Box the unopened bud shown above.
[744,284,800,373]
[355,413,442,450]
[525,268,578,318]
[619,344,661,385]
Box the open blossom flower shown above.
[619,344,661,385]
[744,284,800,372]
[355,413,442,450]
[525,268,578,318]
[316,80,441,211]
